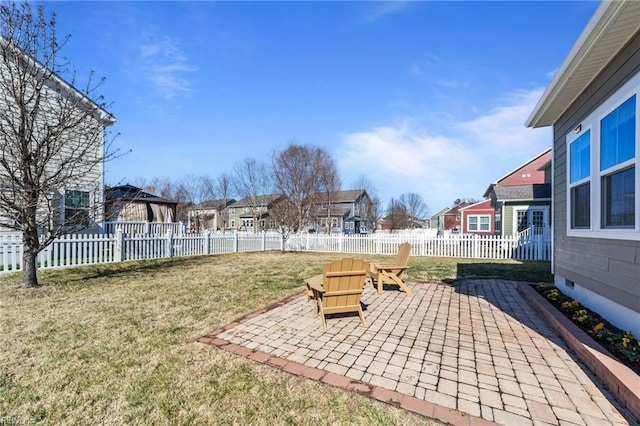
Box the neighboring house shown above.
[428,207,449,233]
[187,199,235,232]
[227,194,285,232]
[0,39,115,234]
[343,216,366,234]
[483,148,552,236]
[526,0,640,336]
[308,189,371,234]
[105,184,177,223]
[443,201,472,232]
[460,200,495,235]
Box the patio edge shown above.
[517,281,640,422]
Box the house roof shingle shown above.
[105,184,176,206]
[493,184,551,201]
[229,194,284,208]
[313,189,367,204]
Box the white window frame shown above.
[466,214,491,232]
[512,205,549,235]
[63,188,94,226]
[565,72,640,241]
[567,128,592,230]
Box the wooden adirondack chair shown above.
[308,257,369,330]
[369,242,412,294]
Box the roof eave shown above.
[526,1,640,128]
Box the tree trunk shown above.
[22,238,39,288]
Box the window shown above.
[64,190,91,226]
[602,166,635,227]
[565,74,639,240]
[600,96,635,229]
[600,96,635,171]
[569,130,591,229]
[571,183,590,228]
[467,215,490,232]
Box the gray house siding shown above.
[552,31,640,314]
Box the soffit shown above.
[527,1,640,128]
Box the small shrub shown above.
[534,283,640,375]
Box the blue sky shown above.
[49,1,599,212]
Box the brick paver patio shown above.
[199,279,634,425]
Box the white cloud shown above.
[138,36,197,100]
[338,88,552,211]
[409,64,423,76]
[361,1,410,23]
[436,79,469,89]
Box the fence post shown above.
[203,230,210,254]
[261,231,266,251]
[115,230,124,263]
[338,233,343,253]
[234,231,239,253]
[165,230,174,258]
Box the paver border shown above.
[517,282,640,422]
[197,288,497,426]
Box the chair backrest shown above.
[322,257,369,307]
[395,242,412,267]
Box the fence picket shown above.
[0,230,550,275]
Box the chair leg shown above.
[389,274,412,294]
[358,307,366,327]
[319,306,327,330]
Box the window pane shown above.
[570,130,590,183]
[469,216,478,230]
[571,183,590,229]
[480,216,490,231]
[65,190,90,208]
[601,95,635,171]
[517,211,528,232]
[65,190,90,226]
[602,167,635,228]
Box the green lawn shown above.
[0,252,550,424]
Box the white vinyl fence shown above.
[0,230,550,274]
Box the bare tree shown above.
[213,172,233,232]
[180,174,210,206]
[268,196,297,250]
[353,176,380,232]
[399,192,429,228]
[272,143,338,233]
[386,198,409,232]
[0,2,117,288]
[316,149,341,234]
[139,177,174,200]
[233,157,271,234]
